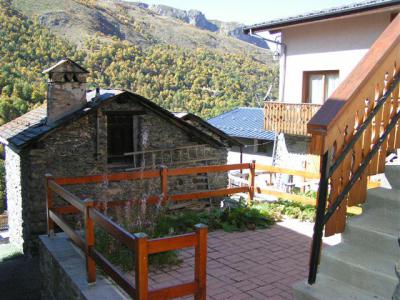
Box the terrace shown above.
[42,161,326,299]
[36,9,400,300]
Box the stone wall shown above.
[39,233,127,300]
[284,135,310,154]
[13,94,226,254]
[5,147,24,251]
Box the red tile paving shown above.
[141,223,312,299]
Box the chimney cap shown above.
[43,58,89,74]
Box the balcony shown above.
[264,102,322,136]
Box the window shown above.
[303,70,339,104]
[256,139,270,154]
[107,113,140,164]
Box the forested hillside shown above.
[84,39,277,117]
[0,0,277,211]
[0,0,278,123]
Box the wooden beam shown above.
[89,208,136,251]
[170,187,249,202]
[256,188,316,206]
[49,209,85,250]
[90,248,136,298]
[53,169,159,185]
[48,180,85,211]
[135,233,149,300]
[255,164,320,179]
[148,282,197,300]
[147,233,197,254]
[194,224,207,300]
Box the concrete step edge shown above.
[292,274,387,300]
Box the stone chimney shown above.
[43,58,89,124]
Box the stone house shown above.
[0,59,228,254]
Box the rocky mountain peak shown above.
[147,3,267,49]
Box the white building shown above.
[245,0,399,104]
[244,0,400,130]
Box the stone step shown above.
[362,187,400,217]
[320,243,398,299]
[344,213,399,257]
[293,274,387,300]
[384,164,400,189]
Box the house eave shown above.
[243,1,400,34]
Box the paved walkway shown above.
[140,220,325,299]
[0,220,334,300]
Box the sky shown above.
[130,0,362,25]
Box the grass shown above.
[0,244,23,262]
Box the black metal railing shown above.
[308,73,400,284]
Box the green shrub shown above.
[94,201,277,271]
[254,200,316,222]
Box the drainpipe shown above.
[249,29,287,102]
[239,145,243,174]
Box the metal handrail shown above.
[308,74,400,284]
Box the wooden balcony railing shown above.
[264,102,321,136]
[307,14,400,284]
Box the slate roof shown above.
[0,89,123,148]
[42,58,89,74]
[243,0,400,33]
[173,112,243,147]
[207,107,275,141]
[0,89,224,150]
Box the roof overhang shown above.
[243,0,400,34]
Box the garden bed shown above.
[95,200,277,271]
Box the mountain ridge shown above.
[0,0,277,124]
[11,0,270,59]
[145,3,268,48]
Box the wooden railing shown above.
[47,158,378,296]
[264,101,322,135]
[307,14,400,284]
[46,175,208,300]
[51,161,324,208]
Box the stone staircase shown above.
[293,165,400,300]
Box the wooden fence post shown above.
[135,232,148,300]
[194,224,208,300]
[84,198,96,284]
[45,173,54,237]
[248,160,256,204]
[160,165,168,202]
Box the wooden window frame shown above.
[302,70,339,103]
[106,111,144,164]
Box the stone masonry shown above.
[2,59,228,255]
[6,94,227,254]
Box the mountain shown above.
[11,0,270,60]
[147,4,268,49]
[0,0,278,123]
[0,0,277,211]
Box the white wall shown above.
[280,11,393,102]
[227,150,272,165]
